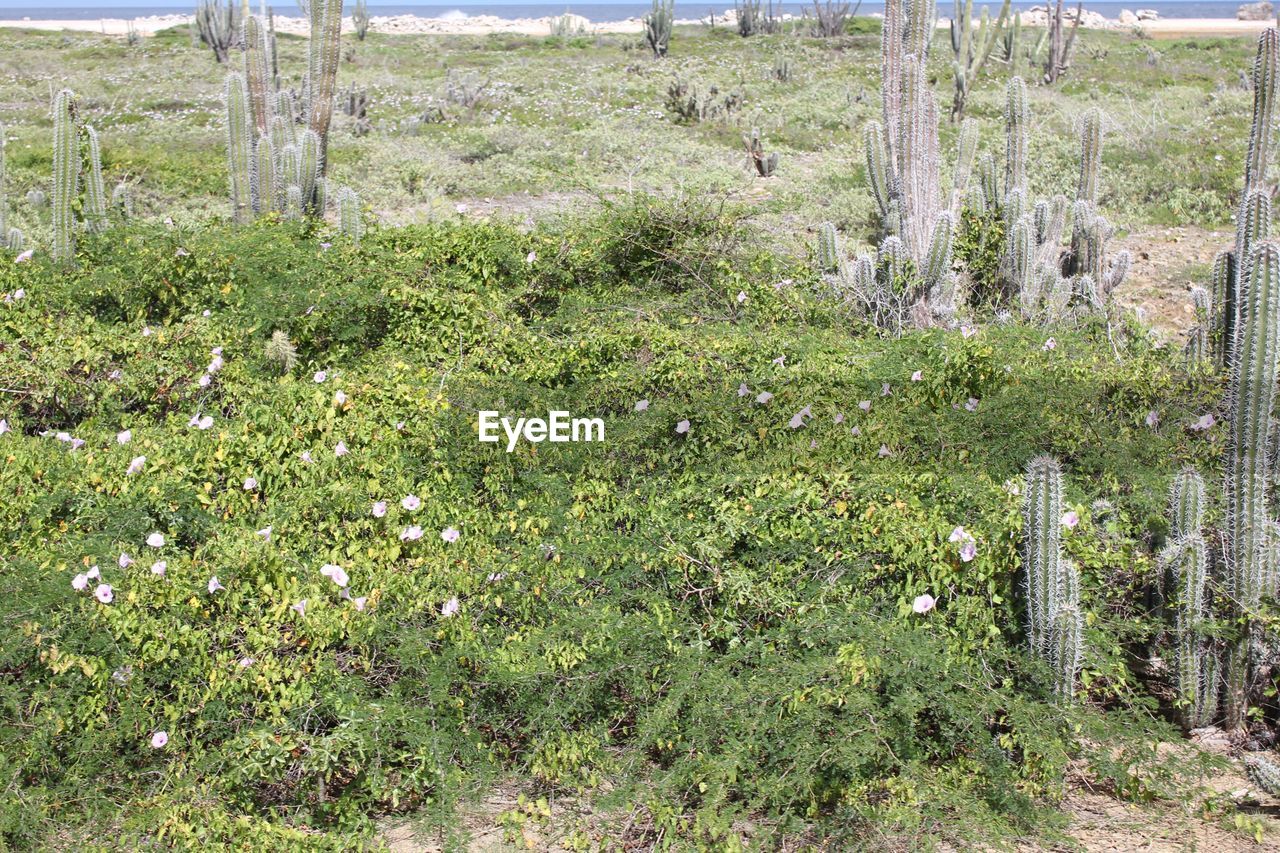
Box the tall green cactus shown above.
[1224,241,1280,728]
[1023,455,1085,700]
[254,132,275,214]
[337,185,362,244]
[817,221,842,274]
[307,0,344,178]
[1003,76,1028,200]
[82,126,108,234]
[298,129,321,214]
[244,15,274,136]
[51,89,79,263]
[644,0,673,57]
[226,73,254,224]
[1211,249,1235,366]
[1077,108,1101,206]
[949,0,1010,121]
[1166,466,1216,728]
[1023,455,1064,655]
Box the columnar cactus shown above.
[298,129,322,215]
[1022,456,1085,699]
[1023,455,1064,655]
[1043,0,1080,84]
[1003,76,1028,199]
[1187,287,1210,366]
[82,126,108,234]
[226,73,255,224]
[244,15,274,137]
[306,0,344,199]
[1211,249,1236,366]
[1165,466,1216,728]
[949,0,1010,121]
[644,0,673,57]
[337,186,362,243]
[111,181,132,220]
[1077,108,1100,205]
[1223,241,1280,728]
[254,133,275,214]
[195,0,239,64]
[746,128,778,178]
[51,89,79,263]
[1245,754,1280,796]
[816,222,842,274]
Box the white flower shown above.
[151,561,167,576]
[150,731,168,749]
[675,419,691,434]
[208,576,224,594]
[72,573,89,591]
[372,500,388,518]
[441,527,460,544]
[146,532,164,548]
[207,355,224,374]
[634,400,649,412]
[256,526,272,541]
[243,477,258,491]
[1061,511,1079,529]
[736,290,747,304]
[1043,337,1057,351]
[526,250,537,264]
[0,419,8,436]
[118,553,134,568]
[314,370,327,383]
[441,597,460,618]
[335,441,349,457]
[912,594,936,614]
[87,565,101,580]
[334,390,347,405]
[94,583,114,604]
[911,370,923,382]
[117,429,132,445]
[401,495,421,511]
[197,415,214,430]
[320,564,349,587]
[127,455,146,475]
[400,525,423,541]
[198,374,211,388]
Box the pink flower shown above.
[238,657,255,668]
[94,583,114,604]
[788,406,812,429]
[207,355,224,374]
[334,390,347,405]
[0,419,8,436]
[858,400,871,412]
[1190,414,1216,431]
[300,451,313,463]
[911,370,923,382]
[833,413,844,424]
[912,594,936,614]
[208,576,224,594]
[119,553,134,568]
[256,526,272,541]
[401,495,421,511]
[87,565,101,580]
[634,399,649,412]
[675,420,691,434]
[441,527,460,544]
[960,540,978,562]
[400,525,423,541]
[881,383,891,396]
[127,455,146,475]
[291,600,307,616]
[146,532,164,548]
[878,444,891,457]
[772,355,786,367]
[756,391,773,404]
[72,573,89,591]
[117,430,132,445]
[1043,337,1057,351]
[1061,511,1079,529]
[1145,410,1160,428]
[313,371,327,383]
[150,731,168,749]
[960,324,977,338]
[243,477,257,491]
[850,426,861,436]
[441,597,460,618]
[320,564,349,587]
[352,597,367,611]
[151,561,167,576]
[948,526,970,543]
[335,441,349,457]
[15,249,33,263]
[964,398,979,412]
[737,383,750,398]
[372,500,388,518]
[736,290,747,304]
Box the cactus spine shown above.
[52,89,79,263]
[226,73,254,224]
[1224,241,1280,728]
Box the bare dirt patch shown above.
[1114,225,1230,343]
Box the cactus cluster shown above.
[195,0,239,64]
[225,2,343,223]
[337,186,362,244]
[1022,456,1085,700]
[949,0,1010,121]
[1164,467,1218,729]
[1043,0,1081,84]
[1245,754,1280,796]
[352,0,371,41]
[47,89,116,263]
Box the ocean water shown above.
[0,1,1259,22]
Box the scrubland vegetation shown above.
[5,6,1280,850]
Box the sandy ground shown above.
[0,11,1273,38]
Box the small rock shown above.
[1135,8,1159,19]
[1118,9,1139,24]
[1238,1,1273,20]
